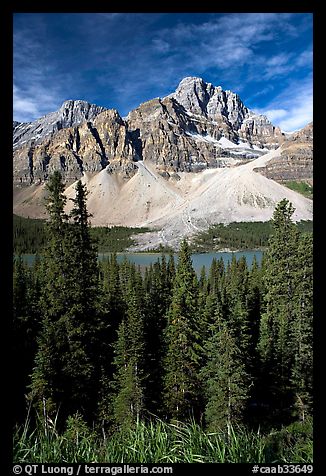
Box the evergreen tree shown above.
[207,257,224,296]
[143,259,171,415]
[163,240,201,420]
[29,175,101,422]
[28,172,70,416]
[13,257,42,421]
[201,309,249,433]
[98,254,126,370]
[290,233,313,420]
[110,265,146,428]
[224,255,251,360]
[257,199,312,422]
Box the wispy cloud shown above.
[13,13,313,125]
[255,76,313,132]
[13,83,64,123]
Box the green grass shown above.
[13,415,313,464]
[283,181,313,199]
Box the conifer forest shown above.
[13,172,313,463]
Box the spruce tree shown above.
[241,255,264,423]
[110,265,146,428]
[163,240,201,421]
[13,257,41,421]
[29,175,101,422]
[98,253,125,372]
[29,171,70,416]
[257,199,312,422]
[143,259,171,415]
[290,233,313,420]
[224,255,251,360]
[201,308,249,433]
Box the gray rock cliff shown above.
[13,108,139,185]
[253,123,313,183]
[14,78,303,185]
[13,100,107,151]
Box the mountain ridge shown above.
[13,77,313,248]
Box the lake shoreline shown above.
[19,250,264,273]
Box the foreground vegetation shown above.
[14,415,312,463]
[191,220,313,252]
[13,172,313,463]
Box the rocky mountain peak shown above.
[57,99,107,126]
[290,122,313,142]
[167,76,252,130]
[13,100,107,150]
[168,76,215,116]
[13,77,290,189]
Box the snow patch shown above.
[185,132,220,145]
[218,137,239,148]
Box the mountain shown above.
[167,77,283,147]
[253,122,313,184]
[13,100,107,151]
[13,77,313,248]
[13,77,288,186]
[126,77,285,175]
[13,107,139,185]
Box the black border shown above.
[3,2,321,474]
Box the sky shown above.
[13,12,313,132]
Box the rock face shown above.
[167,77,284,147]
[13,77,309,192]
[254,123,313,184]
[13,100,107,150]
[126,77,285,174]
[126,96,231,173]
[13,108,139,185]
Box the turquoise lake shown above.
[20,251,263,273]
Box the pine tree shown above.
[242,255,264,423]
[201,309,249,433]
[257,199,311,422]
[143,259,171,415]
[207,257,224,296]
[60,179,102,418]
[163,240,201,421]
[110,265,146,428]
[13,257,41,421]
[290,233,313,420]
[28,172,69,416]
[29,175,101,422]
[224,255,251,360]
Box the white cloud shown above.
[277,97,313,132]
[13,13,313,123]
[261,109,288,122]
[295,48,313,67]
[254,77,313,132]
[13,83,63,123]
[261,48,312,80]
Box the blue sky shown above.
[13,12,313,132]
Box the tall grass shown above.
[13,415,313,464]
